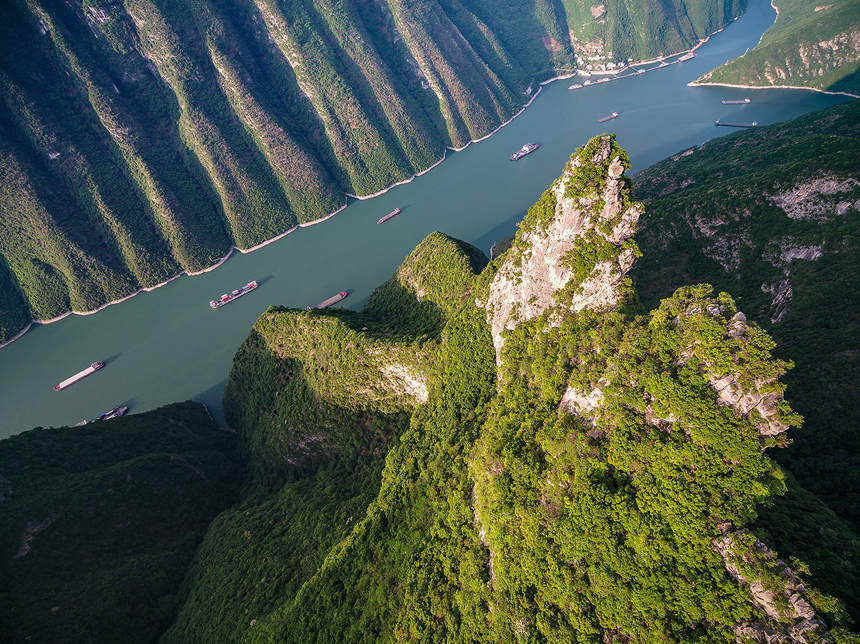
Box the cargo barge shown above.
[722,98,751,104]
[715,120,758,128]
[55,361,104,391]
[210,280,257,309]
[510,143,539,161]
[377,208,401,224]
[597,112,619,123]
[307,291,348,310]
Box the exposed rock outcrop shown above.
[769,176,860,221]
[483,135,641,363]
[13,512,61,559]
[714,530,829,643]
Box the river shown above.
[0,0,851,436]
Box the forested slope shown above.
[168,136,855,641]
[695,0,860,94]
[633,101,860,620]
[0,402,241,643]
[0,0,744,342]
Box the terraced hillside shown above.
[695,0,860,94]
[0,0,744,342]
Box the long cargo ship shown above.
[715,120,758,128]
[55,361,104,391]
[597,112,619,123]
[678,52,696,62]
[510,143,539,161]
[307,291,348,310]
[377,208,401,224]
[722,97,751,104]
[210,280,257,309]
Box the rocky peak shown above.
[483,135,642,364]
[714,530,828,642]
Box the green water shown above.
[0,0,851,435]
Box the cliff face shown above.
[159,135,851,642]
[484,135,641,361]
[0,0,745,342]
[6,133,852,641]
[633,102,860,539]
[697,0,860,94]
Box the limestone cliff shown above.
[483,134,641,362]
[474,135,832,642]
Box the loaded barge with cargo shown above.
[377,208,401,224]
[210,280,258,309]
[55,361,104,391]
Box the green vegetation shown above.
[0,0,745,342]
[696,0,860,94]
[6,123,855,640]
[0,402,241,643]
[165,231,489,642]
[633,100,860,620]
[562,0,746,65]
[168,135,853,640]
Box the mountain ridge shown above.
[0,0,745,343]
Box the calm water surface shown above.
[0,0,851,435]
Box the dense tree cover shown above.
[633,101,860,620]
[561,0,746,63]
[0,0,746,341]
[166,135,854,641]
[166,232,491,642]
[0,402,241,643]
[5,129,854,641]
[696,0,860,94]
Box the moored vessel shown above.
[510,143,540,161]
[715,120,758,127]
[597,112,620,123]
[97,405,128,421]
[55,361,104,391]
[307,291,349,310]
[377,208,401,224]
[77,405,129,426]
[210,280,258,309]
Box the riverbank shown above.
[0,202,352,350]
[567,17,740,92]
[686,0,859,100]
[689,81,860,100]
[0,6,758,351]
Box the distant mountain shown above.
[694,0,860,94]
[0,0,744,343]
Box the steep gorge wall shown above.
[0,0,744,342]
